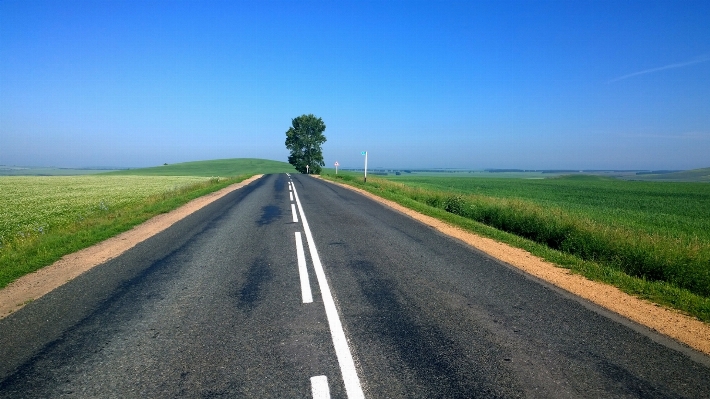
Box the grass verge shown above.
[321,173,710,323]
[0,175,249,289]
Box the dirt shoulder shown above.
[319,177,710,357]
[0,175,263,319]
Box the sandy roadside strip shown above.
[318,177,710,357]
[0,174,263,319]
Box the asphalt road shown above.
[1,173,709,398]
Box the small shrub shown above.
[443,195,465,215]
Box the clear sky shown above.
[1,0,709,170]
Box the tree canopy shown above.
[285,114,327,174]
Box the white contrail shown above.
[608,55,710,83]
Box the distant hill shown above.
[105,158,296,177]
[631,167,710,182]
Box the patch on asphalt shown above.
[237,258,273,311]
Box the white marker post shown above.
[334,161,339,175]
[306,165,310,174]
[361,151,367,182]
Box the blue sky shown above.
[1,0,709,170]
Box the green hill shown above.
[105,158,296,177]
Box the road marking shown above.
[295,232,313,304]
[291,204,299,223]
[290,191,294,201]
[292,184,365,399]
[311,375,331,399]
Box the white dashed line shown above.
[295,232,313,304]
[311,375,331,399]
[291,203,299,223]
[292,184,365,399]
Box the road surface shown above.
[1,173,709,398]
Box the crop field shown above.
[0,166,120,176]
[0,175,209,246]
[386,174,710,242]
[323,172,710,322]
[106,158,296,177]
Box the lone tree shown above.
[285,114,326,174]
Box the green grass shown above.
[105,158,296,177]
[385,174,710,241]
[321,172,710,322]
[0,158,293,289]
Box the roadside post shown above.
[361,151,368,182]
[335,161,339,174]
[306,165,309,174]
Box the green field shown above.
[1,175,210,246]
[385,174,710,242]
[106,158,296,177]
[324,167,710,182]
[322,171,710,322]
[0,166,120,176]
[0,158,292,289]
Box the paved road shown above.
[1,174,709,398]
